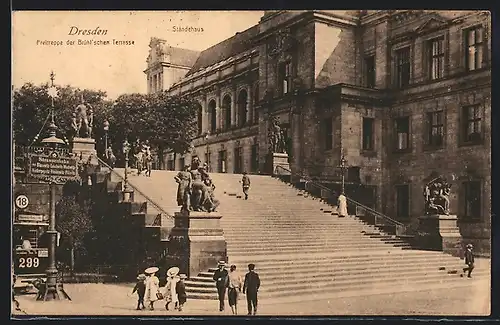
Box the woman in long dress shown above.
[164,267,180,310]
[337,192,348,217]
[144,267,160,310]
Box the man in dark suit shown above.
[213,261,228,311]
[462,243,475,278]
[241,172,251,200]
[243,263,260,315]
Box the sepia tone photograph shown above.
[11,10,491,317]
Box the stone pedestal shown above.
[268,152,291,176]
[167,211,227,278]
[416,214,462,257]
[71,137,98,164]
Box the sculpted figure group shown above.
[423,175,451,215]
[174,156,220,213]
[268,117,287,154]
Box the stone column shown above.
[231,86,237,127]
[200,98,206,133]
[246,86,252,124]
[216,91,221,130]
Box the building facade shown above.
[145,10,491,255]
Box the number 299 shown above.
[19,257,40,268]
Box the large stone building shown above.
[145,10,491,255]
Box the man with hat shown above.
[176,274,188,311]
[462,244,475,278]
[213,261,229,312]
[132,274,147,310]
[240,171,251,200]
[243,263,260,315]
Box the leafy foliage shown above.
[13,83,111,146]
[13,83,200,167]
[55,196,93,251]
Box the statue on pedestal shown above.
[72,94,94,138]
[174,161,219,213]
[269,117,286,154]
[423,175,451,215]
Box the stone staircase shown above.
[110,169,489,299]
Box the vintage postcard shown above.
[11,10,491,317]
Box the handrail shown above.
[275,165,405,227]
[96,156,173,220]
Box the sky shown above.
[12,11,264,99]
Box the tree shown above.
[108,92,199,168]
[13,83,111,147]
[146,92,199,168]
[55,195,93,274]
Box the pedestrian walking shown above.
[132,274,146,310]
[144,150,152,177]
[176,274,188,311]
[213,260,229,312]
[241,172,251,200]
[135,151,144,176]
[227,264,243,315]
[243,263,260,316]
[337,192,348,217]
[164,266,180,311]
[462,244,475,278]
[144,267,160,310]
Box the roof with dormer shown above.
[185,25,260,76]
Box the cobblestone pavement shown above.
[12,277,490,317]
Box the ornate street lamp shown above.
[38,71,70,301]
[103,120,110,163]
[103,120,109,150]
[338,148,348,195]
[122,139,132,202]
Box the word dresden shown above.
[68,26,108,36]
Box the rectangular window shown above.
[394,117,410,151]
[218,150,227,173]
[429,37,444,80]
[462,105,482,143]
[251,144,258,173]
[427,111,444,147]
[364,55,376,88]
[465,26,484,71]
[234,147,243,174]
[395,47,411,88]
[179,157,185,171]
[279,61,292,95]
[362,118,374,151]
[167,159,174,171]
[396,184,410,219]
[463,181,481,219]
[323,117,333,150]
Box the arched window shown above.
[197,103,203,135]
[237,89,248,127]
[209,100,217,133]
[222,95,232,131]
